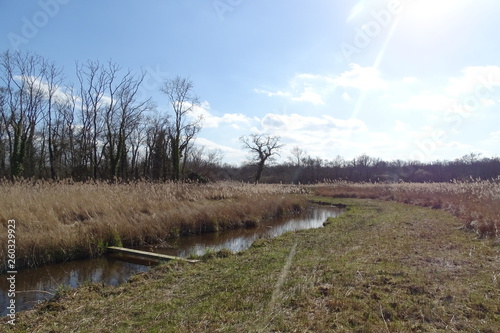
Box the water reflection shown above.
[0,205,343,316]
[0,258,149,316]
[146,206,343,257]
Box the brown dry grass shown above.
[3,178,498,273]
[313,178,500,240]
[0,180,307,271]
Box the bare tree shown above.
[288,146,306,167]
[101,64,154,179]
[240,133,284,183]
[186,145,224,180]
[144,113,170,180]
[76,60,108,180]
[53,84,78,178]
[128,116,149,179]
[43,61,64,179]
[0,87,7,175]
[0,51,47,178]
[461,152,481,165]
[160,76,202,180]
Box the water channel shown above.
[0,205,343,316]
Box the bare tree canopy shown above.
[75,60,155,180]
[240,133,284,182]
[0,50,53,178]
[288,146,306,167]
[160,76,202,180]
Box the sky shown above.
[1,0,499,165]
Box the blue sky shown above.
[1,0,499,165]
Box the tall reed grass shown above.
[314,178,500,239]
[0,180,307,271]
[4,178,497,272]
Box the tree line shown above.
[1,50,498,184]
[196,150,499,184]
[0,50,206,181]
[258,151,500,184]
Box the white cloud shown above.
[393,66,500,113]
[201,66,500,165]
[254,64,387,105]
[445,66,500,97]
[13,74,77,106]
[253,89,291,98]
[402,77,418,84]
[260,113,366,132]
[394,120,407,132]
[481,99,496,106]
[196,108,493,165]
[253,113,400,162]
[190,102,252,129]
[291,87,324,105]
[477,131,500,157]
[392,92,452,111]
[333,64,388,91]
[195,137,240,154]
[487,131,500,142]
[194,137,246,165]
[255,83,325,105]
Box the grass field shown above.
[5,196,500,332]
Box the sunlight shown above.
[347,1,367,22]
[403,0,473,29]
[348,0,474,29]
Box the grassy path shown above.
[6,198,500,332]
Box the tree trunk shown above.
[255,159,266,183]
[171,136,180,180]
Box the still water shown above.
[0,205,343,316]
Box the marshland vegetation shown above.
[314,178,500,239]
[5,195,499,332]
[1,179,499,331]
[1,178,499,271]
[0,180,307,272]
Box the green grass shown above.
[6,198,500,332]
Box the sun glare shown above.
[404,0,472,27]
[347,1,366,22]
[348,0,473,28]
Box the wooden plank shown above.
[107,246,198,263]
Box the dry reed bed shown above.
[314,178,500,239]
[0,180,307,271]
